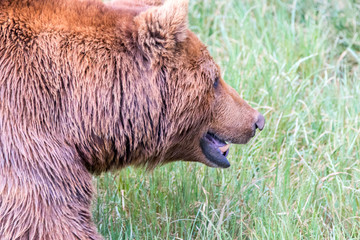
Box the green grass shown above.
[94,0,360,239]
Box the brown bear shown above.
[0,0,265,239]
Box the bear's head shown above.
[132,0,265,168]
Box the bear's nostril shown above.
[255,113,265,131]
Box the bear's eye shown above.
[213,77,219,88]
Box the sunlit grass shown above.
[94,0,360,239]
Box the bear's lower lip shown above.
[200,132,230,168]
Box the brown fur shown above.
[0,0,263,239]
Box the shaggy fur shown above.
[0,0,263,239]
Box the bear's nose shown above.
[255,113,265,131]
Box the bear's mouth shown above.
[200,132,231,168]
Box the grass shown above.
[94,0,360,239]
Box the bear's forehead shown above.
[183,32,217,68]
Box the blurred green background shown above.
[94,0,360,239]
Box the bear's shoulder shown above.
[0,0,143,36]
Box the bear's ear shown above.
[134,0,188,54]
